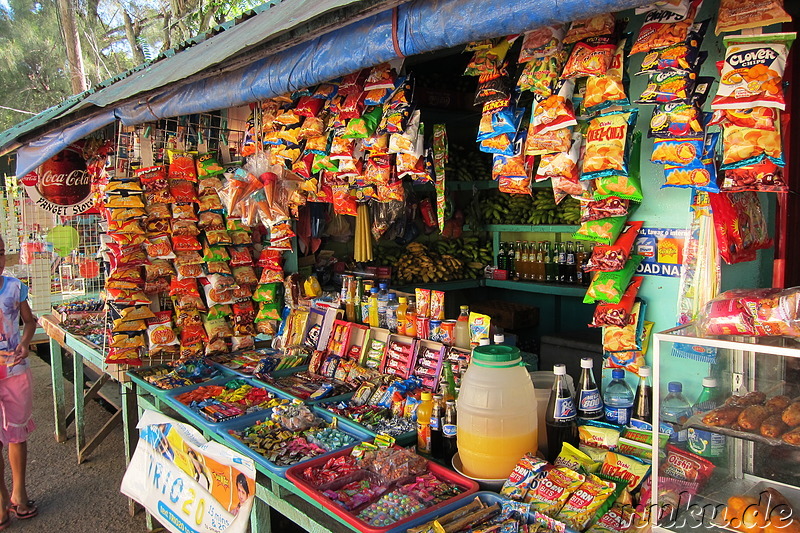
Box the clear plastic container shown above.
[457,345,537,479]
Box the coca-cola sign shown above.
[23,144,95,216]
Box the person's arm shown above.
[14,300,36,364]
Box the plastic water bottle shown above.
[377,283,389,328]
[577,357,604,420]
[603,369,634,426]
[661,381,693,444]
[385,292,399,333]
[688,377,726,458]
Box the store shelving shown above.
[484,279,587,297]
[394,279,483,293]
[484,224,580,233]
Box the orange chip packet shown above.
[715,0,791,35]
[631,0,698,55]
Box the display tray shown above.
[254,372,356,406]
[396,491,580,533]
[162,376,296,433]
[684,412,800,448]
[285,445,479,533]
[314,403,417,446]
[127,363,232,400]
[218,407,372,477]
[205,350,307,379]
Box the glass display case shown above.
[652,324,800,533]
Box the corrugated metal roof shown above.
[0,92,90,154]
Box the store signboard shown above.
[20,143,94,216]
[121,410,256,533]
[634,227,689,278]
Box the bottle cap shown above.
[611,368,624,379]
[460,305,469,312]
[668,382,682,393]
[370,288,379,294]
[472,345,521,363]
[478,338,491,346]
[639,366,651,377]
[702,377,718,388]
[433,394,443,400]
[379,282,388,289]
[446,400,456,406]
[580,357,593,369]
[493,334,505,344]
[399,297,407,303]
[421,391,432,401]
[553,364,566,376]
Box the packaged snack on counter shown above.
[600,451,651,490]
[659,444,714,486]
[430,290,445,320]
[468,312,491,346]
[501,453,549,501]
[555,442,601,474]
[524,466,585,515]
[579,420,622,450]
[556,474,617,530]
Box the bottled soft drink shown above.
[377,283,389,328]
[688,377,726,458]
[630,366,653,429]
[545,364,578,463]
[361,282,373,325]
[604,369,634,425]
[403,298,417,337]
[507,242,516,280]
[565,242,576,284]
[354,277,364,323]
[544,242,558,283]
[368,288,380,328]
[431,394,444,459]
[556,242,567,283]
[533,242,544,282]
[577,357,604,420]
[454,305,470,349]
[417,391,433,455]
[497,242,507,271]
[661,381,693,444]
[442,399,458,464]
[385,292,399,333]
[396,297,408,335]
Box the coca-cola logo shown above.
[40,169,90,187]
[21,171,38,187]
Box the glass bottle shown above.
[576,357,604,420]
[565,242,576,284]
[361,282,373,325]
[497,241,506,271]
[575,244,587,287]
[544,242,558,283]
[442,399,458,464]
[545,364,578,463]
[514,240,522,281]
[454,305,471,350]
[430,394,444,459]
[533,242,544,282]
[631,366,653,428]
[507,241,516,280]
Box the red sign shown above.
[23,144,95,216]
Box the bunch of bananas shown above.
[446,145,493,182]
[371,245,404,267]
[479,190,581,226]
[394,242,465,284]
[432,237,492,279]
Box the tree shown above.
[58,0,88,93]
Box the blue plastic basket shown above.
[217,406,371,477]
[127,364,235,402]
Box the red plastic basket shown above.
[286,445,479,533]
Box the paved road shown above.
[5,353,148,532]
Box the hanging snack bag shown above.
[582,109,637,179]
[708,107,777,131]
[584,255,644,304]
[196,153,224,178]
[716,0,791,35]
[638,70,696,105]
[564,14,617,44]
[722,159,786,193]
[630,0,698,55]
[720,125,783,168]
[594,173,644,203]
[580,197,630,223]
[138,166,174,204]
[146,311,179,354]
[711,37,794,111]
[592,277,644,328]
[651,137,704,166]
[584,39,629,114]
[562,34,618,79]
[663,132,720,191]
[525,119,573,156]
[167,150,198,181]
[533,79,578,134]
[603,300,646,352]
[649,102,703,138]
[464,37,512,76]
[586,221,643,272]
[639,20,707,74]
[708,191,773,264]
[574,215,628,245]
[519,24,566,62]
[517,55,562,98]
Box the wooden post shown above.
[50,337,67,443]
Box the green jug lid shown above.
[472,345,520,363]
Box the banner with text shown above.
[634,227,689,277]
[121,410,256,533]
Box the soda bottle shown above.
[688,377,726,458]
[565,242,576,284]
[368,288,380,327]
[361,282,373,325]
[545,364,578,463]
[377,283,389,328]
[417,391,433,455]
[556,242,567,283]
[507,242,516,280]
[396,297,408,335]
[430,394,444,459]
[354,277,364,323]
[661,381,693,444]
[343,275,355,321]
[442,399,458,464]
[454,305,470,349]
[577,357,604,420]
[404,298,418,337]
[497,241,506,271]
[544,242,558,283]
[604,369,634,425]
[630,366,653,429]
[385,292,399,333]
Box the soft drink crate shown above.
[217,406,372,477]
[162,376,296,434]
[396,491,581,533]
[285,444,479,533]
[127,364,236,403]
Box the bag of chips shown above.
[533,80,578,134]
[525,466,586,515]
[562,34,618,79]
[663,132,720,192]
[603,299,646,352]
[580,197,630,223]
[167,150,198,181]
[565,14,617,44]
[584,255,645,304]
[711,37,794,110]
[519,24,566,62]
[556,474,617,531]
[708,191,773,264]
[586,221,643,272]
[592,277,644,328]
[584,39,629,114]
[638,70,696,105]
[720,125,783,168]
[715,0,791,35]
[651,137,703,166]
[517,54,564,98]
[631,0,698,55]
[721,159,786,193]
[582,109,637,179]
[196,153,224,178]
[574,215,628,245]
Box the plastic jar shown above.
[457,345,538,479]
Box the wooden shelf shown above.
[394,279,483,292]
[484,279,587,297]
